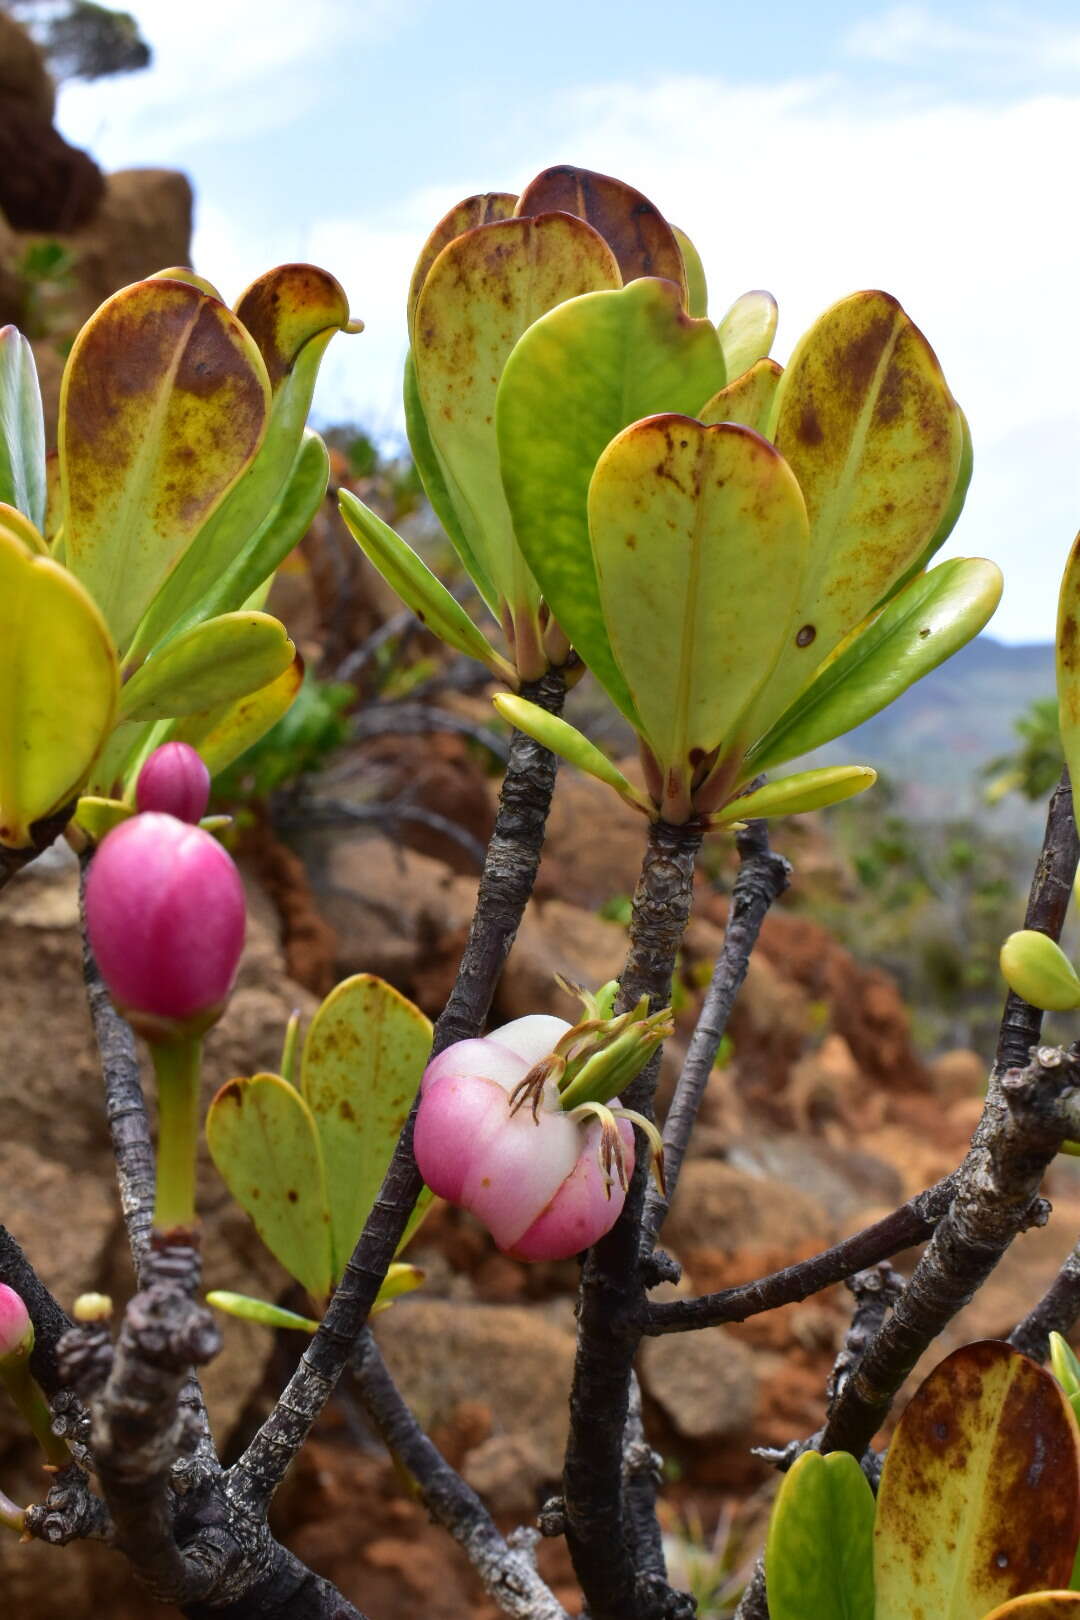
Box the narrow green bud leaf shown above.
[493,694,654,814]
[710,765,877,826]
[207,1291,320,1334]
[1050,1332,1080,1401]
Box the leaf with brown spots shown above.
[413,213,620,639]
[126,268,353,665]
[700,358,782,435]
[406,192,518,340]
[716,289,778,380]
[300,974,434,1279]
[0,324,46,531]
[0,525,118,848]
[497,278,725,725]
[765,1449,875,1620]
[60,279,271,654]
[982,1597,1080,1617]
[874,1340,1080,1620]
[744,289,965,744]
[1056,533,1080,798]
[515,164,687,303]
[588,415,809,821]
[206,1072,334,1306]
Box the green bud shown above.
[1000,930,1080,1012]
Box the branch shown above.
[643,1179,952,1334]
[350,1331,568,1620]
[642,819,789,1248]
[563,816,703,1620]
[227,671,567,1518]
[1009,1237,1080,1361]
[827,1264,904,1406]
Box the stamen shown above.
[612,1107,667,1197]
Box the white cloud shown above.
[844,5,1080,73]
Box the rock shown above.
[640,1328,758,1441]
[374,1298,576,1507]
[725,1133,903,1226]
[930,1048,987,1103]
[662,1160,834,1291]
[495,898,627,1023]
[0,14,104,233]
[533,764,647,909]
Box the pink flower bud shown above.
[135,742,211,823]
[85,812,245,1039]
[0,1285,32,1363]
[414,1017,635,1261]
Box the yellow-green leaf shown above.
[672,226,708,317]
[765,1450,875,1620]
[414,212,621,617]
[300,975,434,1279]
[982,1599,1080,1618]
[73,795,134,841]
[407,192,518,340]
[493,693,653,814]
[497,278,726,725]
[371,1262,426,1314]
[0,528,118,848]
[207,1290,320,1334]
[153,267,224,300]
[339,488,514,683]
[875,1341,1080,1620]
[0,501,47,556]
[60,278,271,652]
[588,416,809,820]
[119,612,295,722]
[0,325,46,531]
[747,290,965,741]
[710,765,876,824]
[700,359,782,435]
[1000,931,1080,1013]
[515,164,687,302]
[167,652,304,780]
[206,1072,334,1304]
[717,290,778,379]
[748,558,1003,773]
[1052,1334,1080,1404]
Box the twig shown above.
[644,1180,952,1335]
[227,670,567,1518]
[350,1331,568,1620]
[346,700,510,763]
[563,817,703,1620]
[827,1264,904,1406]
[1009,1238,1080,1361]
[642,820,789,1248]
[282,795,487,870]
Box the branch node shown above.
[539,1495,567,1538]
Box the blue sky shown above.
[56,1,1080,643]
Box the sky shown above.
[55,0,1080,644]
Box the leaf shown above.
[73,795,134,841]
[746,289,965,741]
[1057,533,1080,797]
[407,192,518,339]
[493,693,654,814]
[875,405,974,609]
[339,488,514,682]
[300,975,434,1279]
[587,416,809,819]
[125,269,351,664]
[168,653,304,779]
[515,164,687,302]
[672,226,708,317]
[717,290,778,379]
[999,931,1080,1013]
[0,501,47,555]
[118,612,295,722]
[764,1449,875,1620]
[747,558,1003,773]
[371,1262,425,1314]
[710,765,877,825]
[413,212,621,616]
[206,1073,334,1303]
[153,268,224,300]
[1052,1334,1080,1403]
[700,358,782,435]
[0,528,118,848]
[0,325,46,530]
[60,278,271,653]
[982,1599,1080,1618]
[875,1340,1080,1620]
[207,1291,320,1334]
[497,278,726,725]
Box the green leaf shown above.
[747,558,1003,773]
[717,290,778,379]
[207,1291,320,1334]
[764,1449,875,1620]
[700,358,782,435]
[407,192,518,339]
[118,612,295,722]
[671,226,708,317]
[413,213,621,618]
[339,488,514,682]
[60,278,271,653]
[168,653,304,779]
[153,268,224,300]
[1052,1334,1080,1403]
[300,975,434,1280]
[744,289,965,742]
[587,416,809,820]
[875,1341,1080,1620]
[515,164,687,302]
[206,1072,334,1304]
[497,278,726,725]
[73,795,134,841]
[0,501,48,555]
[999,931,1080,1013]
[0,326,46,530]
[125,268,351,664]
[0,528,118,848]
[493,693,654,814]
[709,765,876,825]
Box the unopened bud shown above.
[135,743,211,824]
[0,1285,32,1365]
